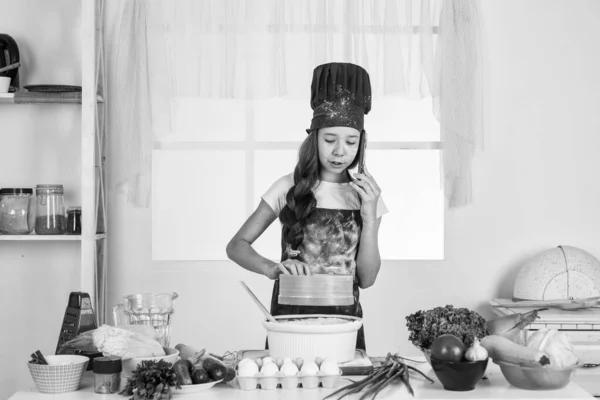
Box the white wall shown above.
[0,2,85,399]
[2,1,600,398]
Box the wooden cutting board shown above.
[490,298,600,326]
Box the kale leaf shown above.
[405,305,489,350]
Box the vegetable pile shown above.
[323,353,433,399]
[405,305,488,350]
[120,360,180,400]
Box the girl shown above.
[226,63,387,350]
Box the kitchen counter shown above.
[9,357,595,400]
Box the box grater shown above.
[490,298,600,396]
[56,292,101,370]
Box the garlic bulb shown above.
[465,337,488,361]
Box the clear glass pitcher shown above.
[112,292,178,348]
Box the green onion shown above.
[323,353,434,400]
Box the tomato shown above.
[430,334,466,362]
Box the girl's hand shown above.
[349,168,381,222]
[280,259,312,276]
[267,259,312,279]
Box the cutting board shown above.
[490,298,600,326]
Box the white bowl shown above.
[262,314,362,363]
[122,347,179,377]
[28,355,89,394]
[173,379,222,395]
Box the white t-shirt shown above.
[262,173,388,218]
[261,173,388,275]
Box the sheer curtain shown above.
[105,0,483,208]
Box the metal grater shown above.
[55,292,101,370]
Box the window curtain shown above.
[105,0,483,208]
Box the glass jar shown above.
[35,184,66,235]
[93,356,122,394]
[0,188,35,234]
[66,206,82,235]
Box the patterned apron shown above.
[269,208,366,351]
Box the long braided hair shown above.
[279,129,365,254]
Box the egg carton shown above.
[236,370,343,390]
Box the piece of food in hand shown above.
[173,359,193,385]
[203,357,228,381]
[526,328,578,367]
[464,337,488,361]
[191,368,210,384]
[406,305,488,350]
[430,334,465,362]
[480,334,550,367]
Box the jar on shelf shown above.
[35,184,66,235]
[66,206,82,235]
[0,188,35,235]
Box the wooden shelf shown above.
[0,92,104,104]
[0,233,106,241]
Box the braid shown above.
[279,132,320,251]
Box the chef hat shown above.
[307,62,372,133]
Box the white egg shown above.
[261,361,280,376]
[280,361,299,376]
[238,358,253,368]
[262,356,275,364]
[238,360,259,377]
[283,357,293,364]
[301,360,319,375]
[320,358,339,375]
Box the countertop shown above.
[10,357,595,400]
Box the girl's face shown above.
[317,126,361,182]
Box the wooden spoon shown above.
[240,281,277,323]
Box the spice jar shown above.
[66,206,82,235]
[93,356,122,394]
[35,184,65,235]
[0,188,35,234]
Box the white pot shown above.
[262,314,362,363]
[0,76,10,93]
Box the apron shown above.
[269,207,366,351]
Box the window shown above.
[152,95,443,261]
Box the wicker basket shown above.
[27,355,89,394]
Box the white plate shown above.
[173,379,223,395]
